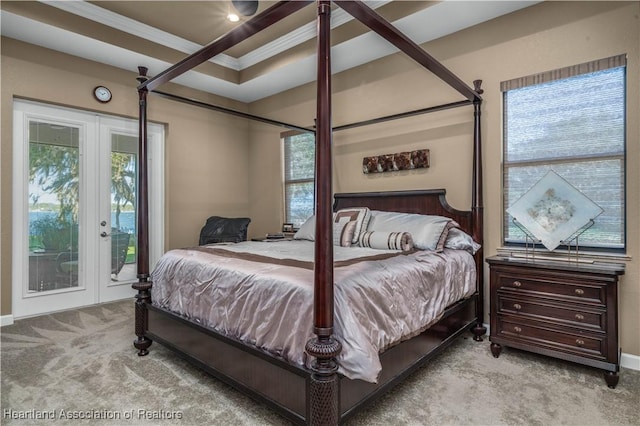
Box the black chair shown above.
[199,216,251,245]
[111,231,131,280]
[54,250,78,288]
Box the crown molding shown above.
[41,0,240,70]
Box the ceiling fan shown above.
[231,0,259,17]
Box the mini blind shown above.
[283,131,315,227]
[502,55,626,250]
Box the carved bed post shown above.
[471,79,487,341]
[133,66,153,356]
[304,1,341,424]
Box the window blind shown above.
[283,131,315,227]
[502,55,626,250]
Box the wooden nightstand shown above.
[487,255,625,388]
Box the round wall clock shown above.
[93,85,112,103]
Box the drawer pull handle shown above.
[575,314,585,321]
[575,289,585,295]
[576,339,585,347]
[513,281,522,288]
[514,326,522,333]
[513,303,522,310]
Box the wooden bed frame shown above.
[133,2,485,424]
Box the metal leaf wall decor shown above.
[362,149,430,174]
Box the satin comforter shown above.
[150,240,476,383]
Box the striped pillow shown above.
[359,231,414,251]
[334,207,371,244]
[333,219,357,247]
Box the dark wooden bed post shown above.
[133,66,153,356]
[304,1,341,424]
[471,79,486,341]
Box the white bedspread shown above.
[150,240,476,383]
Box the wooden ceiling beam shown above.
[139,0,313,92]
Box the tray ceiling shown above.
[1,1,539,102]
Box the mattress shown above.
[150,240,476,383]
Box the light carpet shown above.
[1,300,638,425]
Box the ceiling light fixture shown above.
[231,0,259,17]
[227,12,240,22]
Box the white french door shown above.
[12,100,164,318]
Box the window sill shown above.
[495,246,631,264]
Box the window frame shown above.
[501,55,627,253]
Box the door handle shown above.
[100,232,110,237]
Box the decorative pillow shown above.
[359,231,414,251]
[293,215,316,241]
[294,208,371,245]
[295,214,357,247]
[333,219,357,247]
[445,227,481,254]
[366,210,458,251]
[334,207,371,244]
[199,216,251,245]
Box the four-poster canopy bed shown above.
[133,1,486,424]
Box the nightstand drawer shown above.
[487,256,624,387]
[496,318,606,360]
[497,296,605,331]
[497,275,604,305]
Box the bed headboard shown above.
[333,189,473,238]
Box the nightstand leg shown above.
[490,343,502,358]
[604,371,619,389]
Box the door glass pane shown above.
[110,133,137,282]
[28,121,80,292]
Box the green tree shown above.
[111,152,136,230]
[29,142,136,230]
[30,142,80,222]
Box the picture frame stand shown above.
[560,219,595,263]
[512,218,595,263]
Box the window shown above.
[283,131,315,228]
[502,55,626,251]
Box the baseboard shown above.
[621,352,640,371]
[482,323,639,371]
[1,314,15,327]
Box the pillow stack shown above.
[365,210,457,252]
[333,207,371,246]
[294,207,479,254]
[294,207,371,247]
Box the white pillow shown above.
[445,227,481,254]
[293,215,316,241]
[366,210,458,251]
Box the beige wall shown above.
[1,1,638,357]
[249,1,640,356]
[1,39,252,315]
